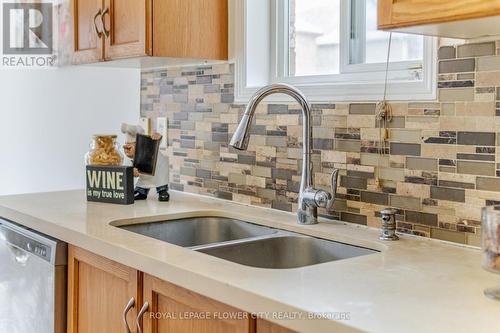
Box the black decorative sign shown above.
[86,165,134,205]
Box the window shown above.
[233,0,437,102]
[348,0,423,65]
[289,0,341,76]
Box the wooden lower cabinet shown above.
[67,246,297,333]
[67,245,142,333]
[142,274,254,333]
[257,320,297,333]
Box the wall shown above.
[0,66,140,195]
[141,41,500,247]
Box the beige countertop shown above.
[0,190,499,333]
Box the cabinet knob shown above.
[122,297,135,333]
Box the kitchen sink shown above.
[198,236,377,269]
[115,216,377,269]
[117,216,277,247]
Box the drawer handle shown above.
[135,302,149,333]
[93,9,103,38]
[122,297,135,333]
[101,7,110,38]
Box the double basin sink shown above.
[116,216,377,269]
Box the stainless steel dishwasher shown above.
[0,218,67,333]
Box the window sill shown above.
[234,78,437,103]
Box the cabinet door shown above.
[142,274,254,333]
[68,245,142,333]
[257,320,297,333]
[378,0,500,29]
[102,0,151,60]
[153,0,228,60]
[72,0,104,64]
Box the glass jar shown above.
[482,206,500,300]
[85,134,123,166]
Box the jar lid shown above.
[93,134,117,139]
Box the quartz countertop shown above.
[0,190,499,333]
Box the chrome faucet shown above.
[230,83,339,225]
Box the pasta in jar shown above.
[85,135,123,166]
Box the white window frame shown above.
[231,0,437,103]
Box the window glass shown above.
[288,0,424,77]
[351,0,423,64]
[289,0,340,76]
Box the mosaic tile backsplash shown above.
[141,41,500,247]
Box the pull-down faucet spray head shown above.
[229,114,252,150]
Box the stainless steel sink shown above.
[115,216,378,269]
[118,216,277,247]
[197,236,377,269]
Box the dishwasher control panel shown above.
[0,221,52,262]
[26,240,49,259]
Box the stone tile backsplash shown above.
[141,41,500,247]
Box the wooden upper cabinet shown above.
[153,0,228,60]
[142,274,254,333]
[378,0,500,38]
[70,0,227,64]
[67,246,142,333]
[72,0,104,64]
[103,0,151,60]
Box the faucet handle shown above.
[326,168,339,209]
[313,168,340,210]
